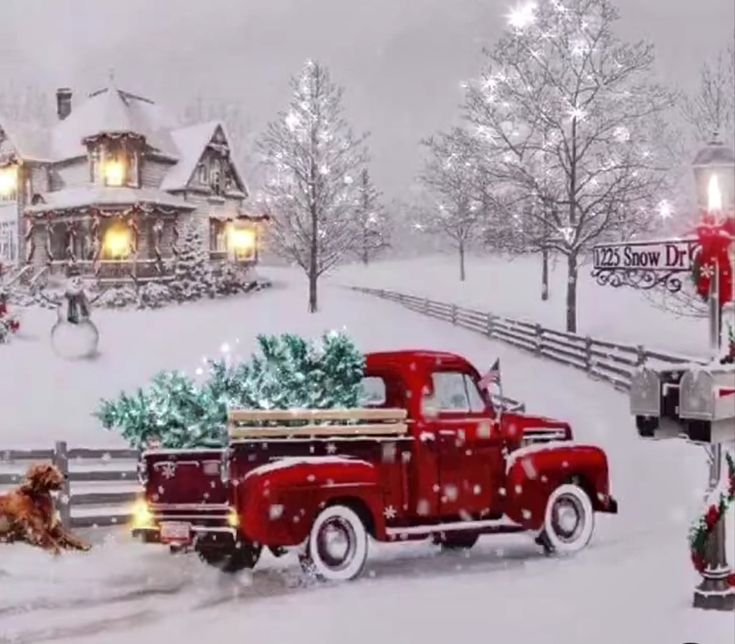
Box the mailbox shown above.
[629,367,688,440]
[679,366,735,444]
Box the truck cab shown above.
[133,350,617,580]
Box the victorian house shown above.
[0,85,266,286]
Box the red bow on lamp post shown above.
[693,216,735,304]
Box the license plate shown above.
[160,521,191,542]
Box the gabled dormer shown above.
[162,122,248,199]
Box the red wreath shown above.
[692,217,735,304]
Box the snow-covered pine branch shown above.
[256,60,368,312]
[462,0,676,331]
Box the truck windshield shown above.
[431,371,486,413]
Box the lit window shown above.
[227,224,255,261]
[103,222,132,259]
[0,165,18,201]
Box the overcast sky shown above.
[1,0,732,196]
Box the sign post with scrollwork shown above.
[592,238,699,293]
[591,134,735,611]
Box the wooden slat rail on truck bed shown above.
[228,408,409,439]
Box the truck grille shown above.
[521,429,568,446]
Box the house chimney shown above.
[56,88,72,120]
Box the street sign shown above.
[591,238,700,293]
[592,238,698,272]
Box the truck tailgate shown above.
[141,449,228,508]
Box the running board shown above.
[385,517,523,538]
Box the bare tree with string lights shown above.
[463,0,675,332]
[257,61,367,312]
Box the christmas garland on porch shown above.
[689,450,735,585]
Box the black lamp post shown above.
[691,132,735,612]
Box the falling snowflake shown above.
[325,442,337,455]
[383,505,397,520]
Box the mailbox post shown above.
[593,134,735,611]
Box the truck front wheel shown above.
[537,484,594,555]
[301,505,368,582]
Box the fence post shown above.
[53,441,71,529]
[534,323,543,355]
[636,345,646,367]
[585,337,593,372]
[451,304,458,325]
[486,314,495,337]
[423,297,430,314]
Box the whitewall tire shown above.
[303,505,368,581]
[539,484,594,555]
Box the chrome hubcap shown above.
[552,495,584,543]
[317,518,356,569]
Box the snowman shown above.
[48,267,100,359]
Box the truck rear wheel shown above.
[199,541,262,573]
[301,505,368,582]
[538,484,594,555]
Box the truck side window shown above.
[431,372,486,413]
[360,376,387,406]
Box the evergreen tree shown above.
[172,221,213,301]
[97,332,365,449]
[354,169,390,265]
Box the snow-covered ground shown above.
[335,254,710,359]
[0,266,732,643]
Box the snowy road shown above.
[1,268,733,643]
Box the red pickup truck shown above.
[133,350,617,581]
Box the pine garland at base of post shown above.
[689,451,735,588]
[96,332,365,449]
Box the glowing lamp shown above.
[693,134,735,217]
[131,499,154,530]
[0,165,18,198]
[104,224,132,258]
[708,174,722,213]
[104,159,126,187]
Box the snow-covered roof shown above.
[0,86,250,198]
[26,185,195,214]
[52,86,179,161]
[0,117,53,162]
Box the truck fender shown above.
[503,444,613,530]
[235,457,385,547]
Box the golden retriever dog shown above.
[0,463,90,554]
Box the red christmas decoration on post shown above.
[692,217,735,304]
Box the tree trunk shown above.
[565,252,578,333]
[541,246,549,301]
[459,241,466,282]
[309,204,319,313]
[308,268,318,313]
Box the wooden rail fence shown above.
[0,442,140,529]
[350,286,706,390]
